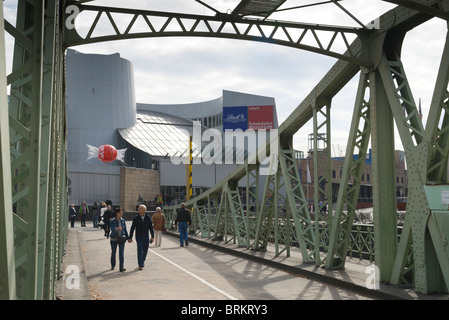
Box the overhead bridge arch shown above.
[64,4,370,66]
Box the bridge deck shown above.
[56,220,448,305]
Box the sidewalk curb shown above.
[56,228,91,300]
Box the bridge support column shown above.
[0,3,16,300]
[370,69,398,283]
[326,71,371,270]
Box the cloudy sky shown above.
[4,0,448,156]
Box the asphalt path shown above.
[61,221,372,301]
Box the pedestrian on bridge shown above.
[103,204,114,238]
[109,207,131,272]
[175,203,192,247]
[69,204,76,228]
[130,204,154,270]
[79,200,89,227]
[92,201,98,228]
[152,207,166,247]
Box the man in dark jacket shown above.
[130,205,154,270]
[175,203,192,247]
[69,204,77,228]
[103,205,114,238]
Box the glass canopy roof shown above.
[118,109,202,159]
[118,108,250,162]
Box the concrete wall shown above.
[66,49,136,206]
[68,165,120,206]
[120,167,160,212]
[159,158,243,187]
[66,49,136,165]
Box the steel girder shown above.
[8,0,47,300]
[1,0,68,300]
[245,164,259,246]
[0,3,16,300]
[193,202,211,239]
[311,101,333,265]
[326,71,371,270]
[385,30,449,293]
[63,3,369,66]
[252,154,278,252]
[216,181,248,247]
[277,142,316,262]
[382,0,449,20]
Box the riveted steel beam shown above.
[252,159,277,251]
[326,71,371,270]
[63,4,369,66]
[0,3,16,300]
[5,0,67,300]
[390,30,449,294]
[382,0,449,20]
[278,142,316,263]
[311,100,333,265]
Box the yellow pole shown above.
[186,135,192,201]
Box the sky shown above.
[3,0,448,156]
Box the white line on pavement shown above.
[149,248,238,300]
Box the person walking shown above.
[69,204,77,228]
[92,201,98,228]
[175,203,192,247]
[152,207,166,247]
[109,207,130,272]
[103,204,114,238]
[98,201,106,231]
[130,204,154,270]
[79,200,89,227]
[156,193,163,206]
[137,194,143,210]
[165,194,172,206]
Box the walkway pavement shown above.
[56,220,448,303]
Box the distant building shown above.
[297,149,408,209]
[66,49,278,211]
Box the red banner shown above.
[248,105,273,130]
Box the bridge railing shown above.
[164,205,405,264]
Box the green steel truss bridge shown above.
[1,0,449,299]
